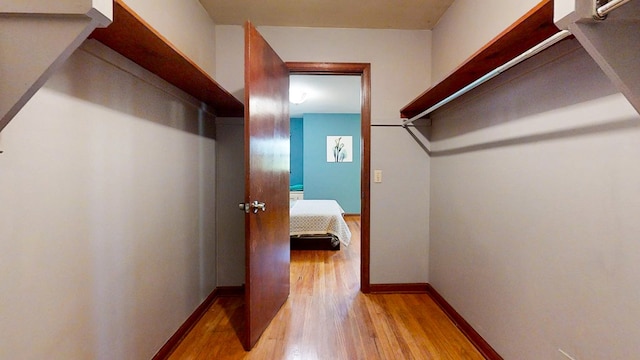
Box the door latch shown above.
[238,201,267,214]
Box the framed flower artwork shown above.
[326,136,352,162]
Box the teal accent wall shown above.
[303,113,361,214]
[290,117,304,188]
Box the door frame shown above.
[286,62,371,293]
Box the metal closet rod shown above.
[597,0,633,18]
[401,0,635,127]
[402,29,572,127]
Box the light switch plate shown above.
[374,170,382,183]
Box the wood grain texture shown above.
[168,217,484,359]
[400,0,559,119]
[152,288,221,360]
[243,22,291,351]
[286,63,372,293]
[153,286,244,360]
[369,283,429,294]
[89,0,243,117]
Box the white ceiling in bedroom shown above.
[289,75,361,118]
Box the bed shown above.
[290,199,352,250]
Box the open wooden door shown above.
[242,22,290,350]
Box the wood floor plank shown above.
[168,217,484,359]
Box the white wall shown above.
[429,38,640,359]
[216,26,431,124]
[215,25,432,284]
[125,0,217,76]
[215,118,245,286]
[0,40,217,359]
[431,0,540,82]
[371,125,430,283]
[0,1,220,357]
[554,0,579,27]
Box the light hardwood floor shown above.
[168,216,484,359]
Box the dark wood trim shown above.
[400,0,559,119]
[426,284,503,360]
[286,62,372,294]
[90,0,244,117]
[216,285,245,297]
[286,62,370,75]
[152,286,244,360]
[360,64,372,294]
[369,283,429,294]
[290,235,340,250]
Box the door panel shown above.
[243,21,290,350]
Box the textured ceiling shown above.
[199,0,455,30]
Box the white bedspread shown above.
[290,200,352,246]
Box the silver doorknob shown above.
[250,200,266,213]
[238,201,266,213]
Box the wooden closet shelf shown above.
[90,0,244,117]
[400,0,559,119]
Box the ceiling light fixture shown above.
[289,90,308,104]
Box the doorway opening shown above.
[287,62,371,292]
